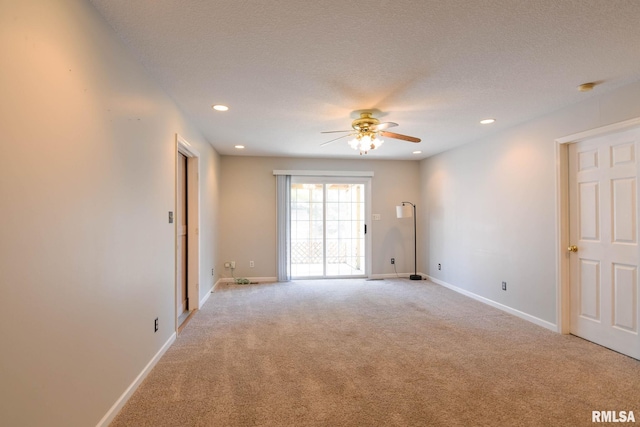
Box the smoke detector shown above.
[578,82,596,92]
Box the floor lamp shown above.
[396,201,421,280]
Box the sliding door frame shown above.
[290,176,371,279]
[275,170,371,279]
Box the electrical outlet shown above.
[391,258,395,264]
[438,263,441,270]
[230,261,236,269]
[224,262,230,268]
[502,281,507,291]
[154,317,158,333]
[250,260,255,267]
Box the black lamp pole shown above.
[402,201,421,280]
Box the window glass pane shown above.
[311,185,323,202]
[340,202,352,218]
[339,185,351,202]
[326,185,340,202]
[311,202,323,220]
[296,221,309,239]
[326,202,339,221]
[311,220,323,239]
[326,220,339,238]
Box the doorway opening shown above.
[177,151,189,324]
[176,134,200,331]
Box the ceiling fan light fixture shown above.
[348,133,383,155]
[321,112,419,151]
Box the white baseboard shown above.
[368,272,427,280]
[369,273,405,280]
[199,287,212,307]
[212,279,224,292]
[96,332,176,427]
[217,276,277,284]
[216,274,429,284]
[426,275,557,332]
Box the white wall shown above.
[0,1,220,425]
[219,156,421,279]
[421,79,640,325]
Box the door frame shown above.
[175,134,200,332]
[289,175,372,279]
[555,117,640,334]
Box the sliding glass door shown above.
[291,179,368,278]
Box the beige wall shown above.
[421,79,640,325]
[0,1,220,425]
[219,156,421,278]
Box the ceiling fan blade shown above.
[320,133,355,146]
[379,131,421,143]
[372,122,398,131]
[321,130,352,134]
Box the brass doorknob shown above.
[568,245,578,252]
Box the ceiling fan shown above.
[321,112,421,154]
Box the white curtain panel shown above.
[276,174,291,281]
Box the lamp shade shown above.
[396,204,413,218]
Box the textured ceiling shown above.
[90,0,640,159]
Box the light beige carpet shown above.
[111,279,640,426]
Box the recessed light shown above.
[480,118,496,125]
[234,145,245,149]
[212,104,229,111]
[412,151,422,154]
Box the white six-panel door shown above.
[568,127,640,359]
